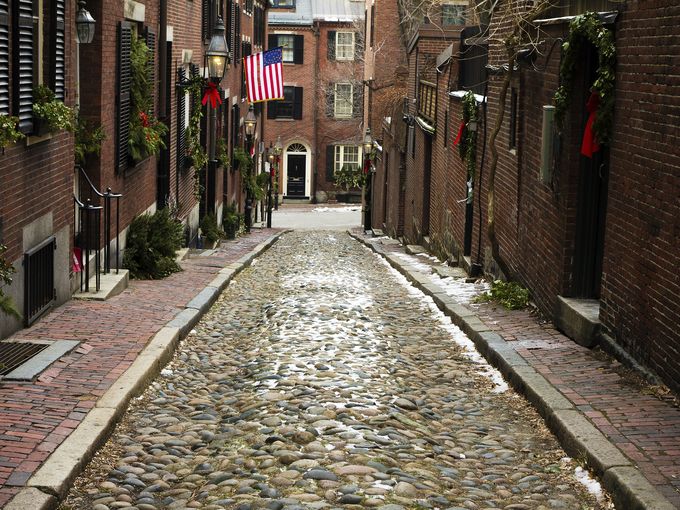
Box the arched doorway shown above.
[284,143,310,199]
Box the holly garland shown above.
[553,12,616,145]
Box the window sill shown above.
[25,133,53,146]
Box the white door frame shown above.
[283,142,311,198]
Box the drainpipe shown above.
[312,21,320,203]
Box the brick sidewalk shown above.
[359,231,680,508]
[0,229,280,508]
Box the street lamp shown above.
[362,128,375,231]
[76,0,96,44]
[243,104,257,232]
[206,16,229,83]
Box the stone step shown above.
[556,296,601,347]
[73,269,129,301]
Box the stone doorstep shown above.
[72,269,130,301]
[405,244,427,255]
[555,296,601,347]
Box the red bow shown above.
[453,121,465,145]
[202,82,223,109]
[139,111,149,127]
[581,91,601,158]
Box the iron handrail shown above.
[74,166,122,274]
[73,195,103,293]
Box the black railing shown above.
[75,166,122,274]
[74,196,103,293]
[24,236,56,326]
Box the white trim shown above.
[283,142,312,198]
[124,0,146,22]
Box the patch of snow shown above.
[161,368,173,376]
[574,465,606,503]
[313,206,361,213]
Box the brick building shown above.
[368,0,680,393]
[0,0,77,336]
[0,0,266,338]
[266,0,364,203]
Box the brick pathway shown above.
[360,231,680,508]
[0,229,280,508]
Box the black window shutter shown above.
[267,100,278,119]
[231,103,240,167]
[293,35,304,64]
[51,0,66,101]
[202,0,210,41]
[293,87,303,119]
[353,84,362,118]
[268,33,277,50]
[12,0,34,133]
[0,0,9,115]
[176,67,187,171]
[326,145,335,182]
[228,0,235,63]
[327,31,335,60]
[116,21,132,172]
[145,28,156,115]
[235,6,241,62]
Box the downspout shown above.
[312,21,320,203]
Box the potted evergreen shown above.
[334,163,365,203]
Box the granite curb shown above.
[351,231,676,510]
[5,230,288,510]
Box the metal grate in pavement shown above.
[0,342,50,376]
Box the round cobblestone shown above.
[61,231,604,510]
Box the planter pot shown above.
[336,191,362,204]
[32,117,51,137]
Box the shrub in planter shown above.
[123,208,184,279]
[75,117,105,165]
[199,213,224,246]
[32,85,75,134]
[222,202,239,240]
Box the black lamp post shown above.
[274,136,282,210]
[244,104,257,232]
[76,1,96,44]
[362,128,374,231]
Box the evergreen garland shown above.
[459,91,478,180]
[553,12,616,144]
[183,73,208,199]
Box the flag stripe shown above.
[245,47,284,102]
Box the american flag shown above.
[244,47,284,103]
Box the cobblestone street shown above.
[61,231,602,510]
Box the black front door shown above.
[287,154,306,196]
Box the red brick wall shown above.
[599,1,680,390]
[0,1,76,262]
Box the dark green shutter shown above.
[327,31,335,60]
[116,21,132,171]
[176,67,187,171]
[145,28,156,115]
[293,35,304,64]
[0,0,9,115]
[268,33,277,50]
[352,84,362,118]
[326,145,335,182]
[12,0,34,133]
[293,87,303,119]
[228,0,235,63]
[51,0,66,100]
[234,4,241,62]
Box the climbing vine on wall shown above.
[553,12,616,144]
[459,91,478,180]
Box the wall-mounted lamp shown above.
[76,0,96,44]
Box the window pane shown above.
[442,4,465,25]
[277,86,294,118]
[336,32,354,60]
[279,35,294,62]
[334,83,353,118]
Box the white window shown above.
[442,1,466,25]
[278,34,295,63]
[335,32,355,60]
[334,145,360,173]
[334,83,353,118]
